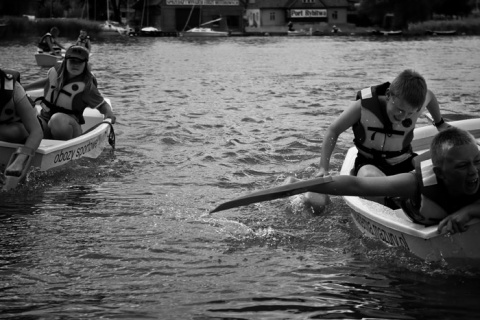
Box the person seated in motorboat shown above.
[0,69,43,182]
[75,29,92,52]
[23,46,116,141]
[38,27,66,55]
[284,69,451,213]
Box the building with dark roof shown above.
[130,0,349,34]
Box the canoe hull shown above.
[341,118,480,263]
[34,53,62,67]
[0,91,113,175]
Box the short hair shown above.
[50,27,59,35]
[389,69,427,110]
[430,127,477,167]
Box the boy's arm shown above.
[437,200,480,234]
[318,100,361,175]
[424,90,451,131]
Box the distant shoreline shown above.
[1,16,480,39]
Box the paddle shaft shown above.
[210,176,333,213]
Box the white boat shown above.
[0,89,115,190]
[287,29,312,36]
[370,29,403,36]
[180,27,229,37]
[100,20,134,36]
[34,51,62,67]
[340,118,480,264]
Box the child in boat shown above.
[0,69,43,180]
[38,27,66,55]
[75,29,92,52]
[23,45,116,140]
[287,69,451,211]
[214,127,480,235]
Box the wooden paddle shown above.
[210,175,333,213]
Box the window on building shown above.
[270,11,275,21]
[302,0,314,3]
[332,10,338,19]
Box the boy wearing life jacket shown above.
[287,69,451,211]
[75,29,92,52]
[38,27,65,55]
[24,46,116,140]
[0,69,43,182]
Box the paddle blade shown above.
[210,176,333,213]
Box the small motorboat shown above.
[287,29,312,36]
[100,20,134,36]
[426,30,457,36]
[370,30,403,36]
[180,27,229,37]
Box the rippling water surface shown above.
[1,35,480,319]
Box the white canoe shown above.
[340,118,480,264]
[34,52,63,67]
[0,89,115,186]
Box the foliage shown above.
[1,16,103,39]
[408,17,480,35]
[358,0,475,29]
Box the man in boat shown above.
[23,46,116,140]
[0,69,43,183]
[38,27,66,55]
[285,69,451,212]
[75,29,92,52]
[213,127,480,235]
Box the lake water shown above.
[1,34,480,319]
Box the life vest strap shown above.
[35,97,82,118]
[354,140,411,159]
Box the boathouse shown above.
[245,0,349,34]
[157,0,246,33]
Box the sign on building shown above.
[290,9,327,18]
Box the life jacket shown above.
[37,67,86,124]
[75,36,90,48]
[401,154,480,225]
[38,32,54,51]
[0,69,22,125]
[352,82,419,162]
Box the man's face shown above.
[438,143,480,196]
